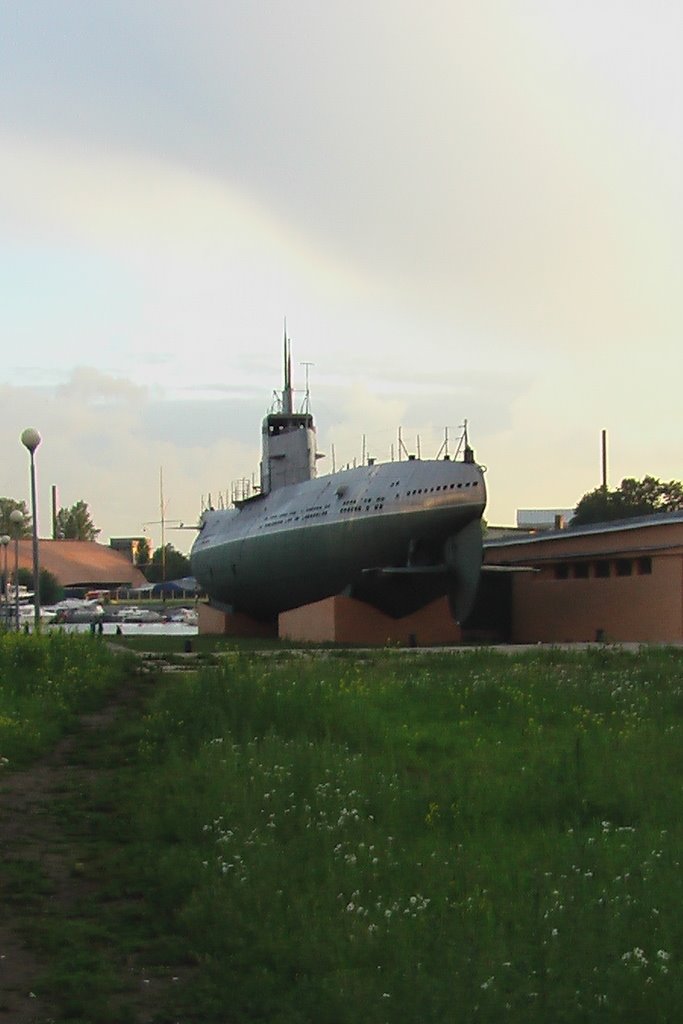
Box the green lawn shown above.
[2,640,683,1022]
[0,630,133,766]
[128,646,683,1022]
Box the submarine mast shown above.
[282,323,293,415]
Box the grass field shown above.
[0,631,132,766]
[2,638,683,1021]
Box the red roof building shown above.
[7,540,148,590]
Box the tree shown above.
[17,567,63,604]
[55,501,100,541]
[134,537,151,567]
[572,476,683,526]
[0,498,31,537]
[143,543,191,583]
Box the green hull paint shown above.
[192,485,484,620]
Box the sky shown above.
[1,1,681,553]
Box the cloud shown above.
[0,370,257,552]
[5,3,680,368]
[138,397,264,449]
[55,366,147,405]
[0,3,681,535]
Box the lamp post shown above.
[0,535,9,625]
[21,428,42,632]
[9,509,24,632]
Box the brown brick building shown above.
[481,512,683,644]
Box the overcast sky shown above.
[2,1,681,551]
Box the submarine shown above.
[191,340,487,624]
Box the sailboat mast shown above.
[160,466,166,583]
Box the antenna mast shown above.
[301,361,314,414]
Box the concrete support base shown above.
[198,602,278,638]
[279,595,462,646]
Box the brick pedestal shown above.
[279,595,462,646]
[198,603,277,638]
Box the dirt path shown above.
[0,675,169,1024]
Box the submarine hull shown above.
[191,461,486,622]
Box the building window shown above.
[616,559,632,577]
[595,561,610,578]
[554,563,569,580]
[573,563,589,579]
[637,557,652,575]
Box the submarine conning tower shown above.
[259,335,319,495]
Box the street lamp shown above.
[0,535,9,625]
[21,428,42,632]
[9,509,24,632]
